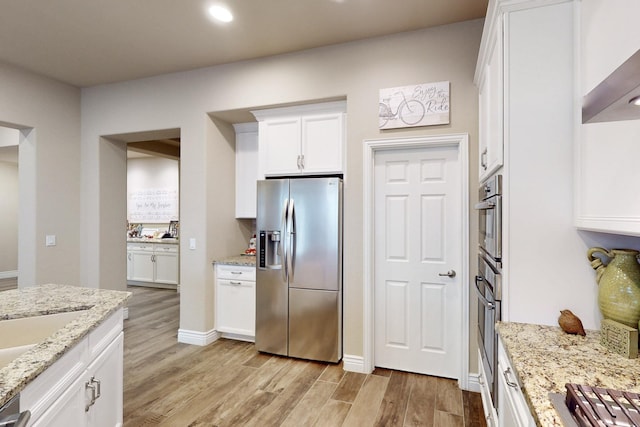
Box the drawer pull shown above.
[231,271,243,275]
[503,367,518,388]
[230,281,242,286]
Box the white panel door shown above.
[374,145,462,378]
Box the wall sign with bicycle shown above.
[378,81,450,129]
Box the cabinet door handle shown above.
[85,376,102,412]
[300,154,305,170]
[93,377,101,400]
[503,367,518,388]
[128,253,132,261]
[481,148,488,170]
[85,377,96,411]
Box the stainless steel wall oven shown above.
[474,174,503,407]
[476,174,502,267]
[475,253,502,405]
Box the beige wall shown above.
[0,62,81,286]
[81,20,483,360]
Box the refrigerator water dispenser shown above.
[258,230,282,269]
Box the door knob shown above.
[439,270,456,278]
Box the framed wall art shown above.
[379,81,450,130]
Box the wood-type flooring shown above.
[123,286,486,427]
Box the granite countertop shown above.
[213,255,256,267]
[127,237,179,244]
[497,321,640,426]
[0,284,131,408]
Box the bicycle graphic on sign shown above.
[378,81,450,129]
[378,91,425,128]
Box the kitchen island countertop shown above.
[0,284,131,408]
[213,255,256,267]
[497,321,640,426]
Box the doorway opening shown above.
[0,126,20,291]
[123,130,181,292]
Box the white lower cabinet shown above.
[127,242,179,286]
[497,338,535,427]
[215,264,256,341]
[478,350,498,427]
[22,309,124,427]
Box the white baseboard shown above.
[342,354,368,373]
[466,373,481,393]
[220,332,255,343]
[178,328,220,346]
[0,270,18,279]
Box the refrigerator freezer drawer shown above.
[289,288,342,363]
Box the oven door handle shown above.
[474,276,495,310]
[474,200,496,210]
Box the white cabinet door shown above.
[86,333,123,427]
[126,249,133,281]
[154,245,179,285]
[31,373,86,427]
[478,15,503,182]
[301,113,344,174]
[234,123,259,218]
[216,279,255,338]
[497,361,520,427]
[478,350,498,427]
[130,250,154,282]
[260,117,301,176]
[497,338,535,427]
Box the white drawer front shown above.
[216,264,256,281]
[127,243,154,252]
[155,244,178,253]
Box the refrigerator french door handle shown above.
[281,198,289,282]
[287,198,295,282]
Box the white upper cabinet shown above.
[252,101,346,177]
[476,15,504,182]
[233,122,259,218]
[259,116,302,176]
[301,113,345,174]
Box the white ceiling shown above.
[0,0,487,88]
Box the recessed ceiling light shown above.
[629,95,640,106]
[208,5,233,23]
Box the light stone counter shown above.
[0,284,131,408]
[213,255,256,267]
[127,237,179,244]
[497,321,640,426]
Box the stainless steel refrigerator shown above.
[256,177,343,363]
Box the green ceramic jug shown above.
[587,247,640,328]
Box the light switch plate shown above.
[45,235,56,246]
[189,238,196,250]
